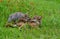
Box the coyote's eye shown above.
[30,21,36,23]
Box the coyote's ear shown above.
[33,16,42,20]
[38,16,42,20]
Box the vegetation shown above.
[0,0,60,39]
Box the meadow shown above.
[0,0,60,39]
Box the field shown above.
[0,0,60,39]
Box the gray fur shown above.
[8,12,27,23]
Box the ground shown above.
[0,0,60,39]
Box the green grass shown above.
[0,0,60,39]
